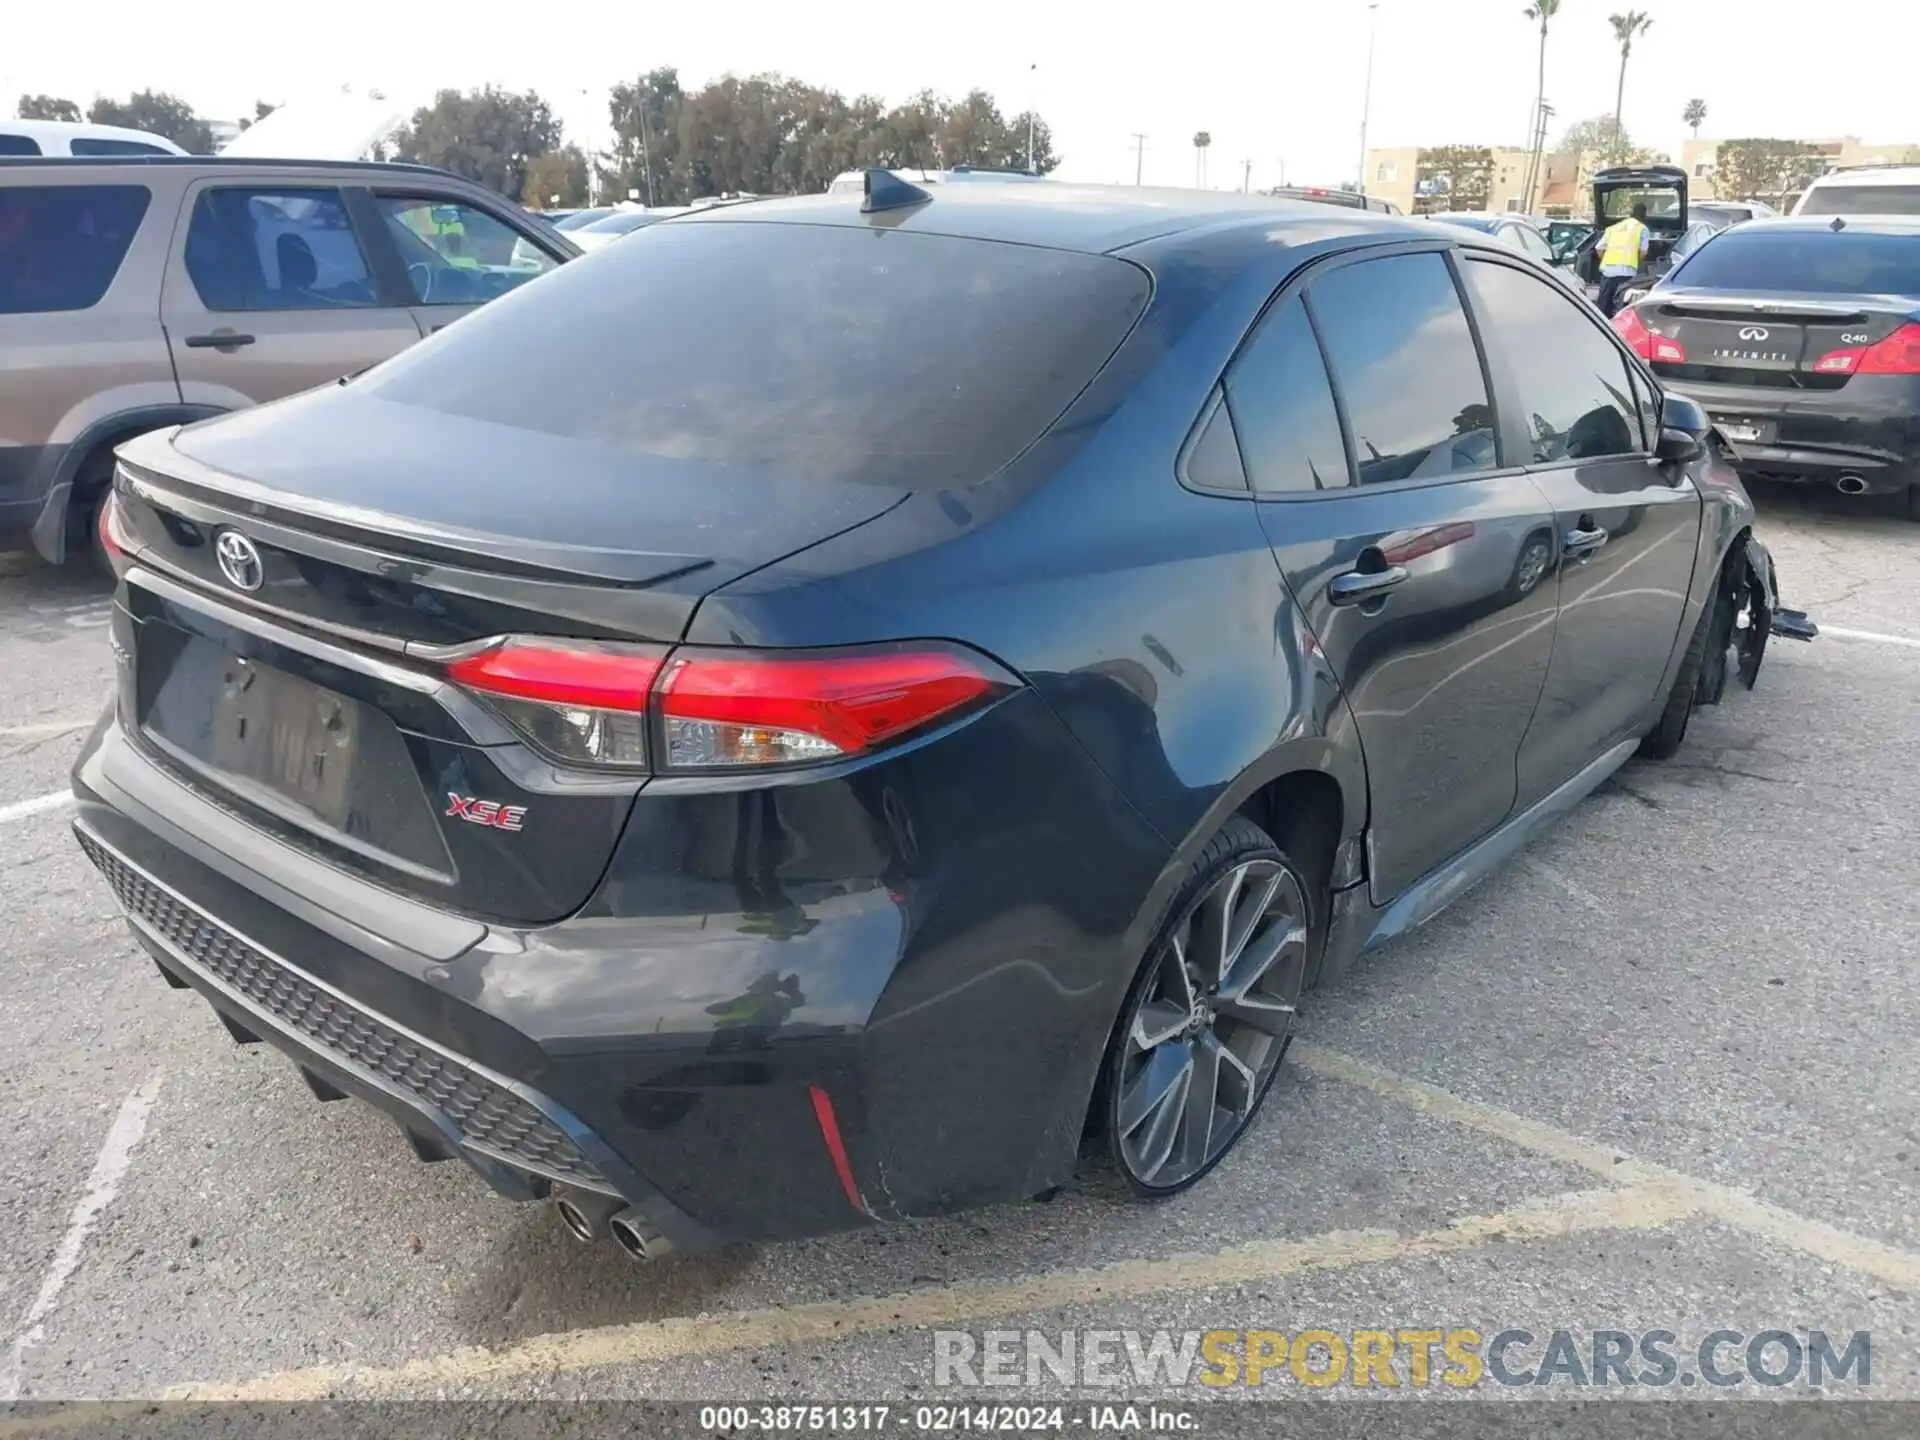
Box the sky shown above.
[6,0,1918,190]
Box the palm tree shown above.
[1609,11,1654,133]
[1193,131,1212,188]
[1683,97,1707,137]
[1520,0,1563,209]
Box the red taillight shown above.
[1813,348,1862,375]
[1610,307,1654,358]
[97,491,128,563]
[1857,322,1920,375]
[1611,307,1685,364]
[656,645,1010,770]
[446,638,662,768]
[445,638,1014,772]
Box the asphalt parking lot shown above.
[0,481,1916,1409]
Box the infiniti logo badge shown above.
[214,530,264,592]
[1738,326,1770,341]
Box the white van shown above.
[1793,164,1920,217]
[0,119,188,158]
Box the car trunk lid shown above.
[107,398,908,927]
[1644,291,1912,390]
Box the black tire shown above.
[1906,484,1920,523]
[1101,816,1317,1198]
[1639,571,1723,760]
[66,452,117,581]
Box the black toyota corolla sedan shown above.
[75,173,1798,1261]
[1612,215,1920,518]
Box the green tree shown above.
[1519,0,1564,209]
[16,95,82,122]
[86,91,213,152]
[1609,11,1653,131]
[521,146,591,209]
[1415,145,1495,212]
[392,86,564,199]
[1714,138,1824,207]
[1682,97,1707,137]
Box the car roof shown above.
[0,154,470,183]
[674,180,1409,254]
[1805,165,1920,186]
[0,118,187,153]
[1723,214,1920,235]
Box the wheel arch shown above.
[29,405,225,563]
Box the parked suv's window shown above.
[70,138,173,157]
[1223,296,1350,492]
[0,184,151,314]
[185,188,377,311]
[1465,260,1642,463]
[375,196,557,306]
[363,223,1151,489]
[1308,253,1497,486]
[0,134,43,156]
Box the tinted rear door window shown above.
[1307,252,1498,485]
[0,184,151,314]
[0,134,43,156]
[1465,260,1642,462]
[363,222,1151,488]
[184,187,378,311]
[1223,296,1350,492]
[1669,228,1920,293]
[1797,184,1920,217]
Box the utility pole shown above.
[1242,158,1253,192]
[1027,63,1037,172]
[1357,1,1380,193]
[1131,133,1149,185]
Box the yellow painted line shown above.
[1293,1043,1920,1293]
[160,1184,1691,1401]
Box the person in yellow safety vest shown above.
[424,206,480,270]
[1596,202,1651,317]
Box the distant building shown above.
[1364,146,1581,216]
[205,119,242,152]
[1680,135,1920,204]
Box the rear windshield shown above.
[1797,183,1920,217]
[364,221,1151,488]
[0,184,152,314]
[1670,228,1920,295]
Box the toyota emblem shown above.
[214,529,264,592]
[1738,326,1770,341]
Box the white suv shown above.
[0,119,187,158]
[1794,165,1920,217]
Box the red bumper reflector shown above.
[808,1084,867,1213]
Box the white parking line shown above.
[0,1074,164,1402]
[0,792,75,825]
[1819,624,1920,651]
[0,719,92,741]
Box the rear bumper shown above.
[72,685,1170,1244]
[1658,374,1920,492]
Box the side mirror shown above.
[1656,392,1709,463]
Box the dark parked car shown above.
[1425,211,1562,266]
[74,177,1799,1260]
[1613,215,1920,517]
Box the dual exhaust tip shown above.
[553,1187,672,1262]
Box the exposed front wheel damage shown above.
[1698,537,1817,710]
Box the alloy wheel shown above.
[1114,856,1309,1191]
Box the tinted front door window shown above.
[376,196,557,307]
[1307,252,1497,485]
[1465,260,1641,462]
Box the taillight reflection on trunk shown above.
[446,638,661,769]
[656,646,1013,770]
